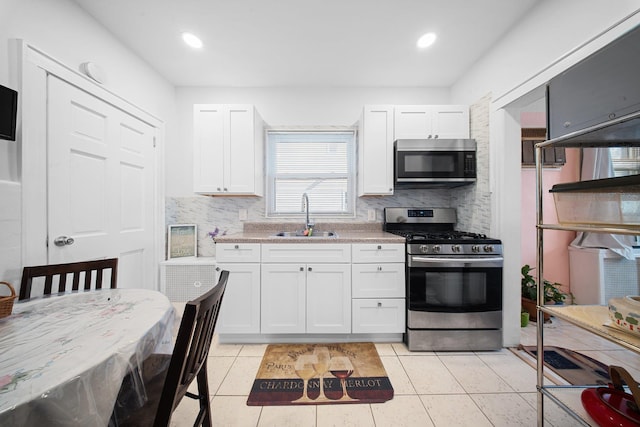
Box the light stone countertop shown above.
[213,222,405,244]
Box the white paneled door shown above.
[47,75,156,289]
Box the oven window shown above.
[409,267,502,312]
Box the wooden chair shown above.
[19,258,119,300]
[115,270,229,427]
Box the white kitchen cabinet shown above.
[352,299,406,334]
[351,243,405,333]
[351,263,405,298]
[306,263,352,333]
[261,244,352,334]
[260,263,306,334]
[216,243,261,334]
[358,105,394,196]
[193,104,264,195]
[216,243,261,263]
[394,105,469,140]
[261,243,351,264]
[351,243,404,264]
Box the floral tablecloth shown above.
[0,289,175,427]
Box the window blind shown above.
[266,131,355,216]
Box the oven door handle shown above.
[410,256,504,267]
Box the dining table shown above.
[0,288,176,427]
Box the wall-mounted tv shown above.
[0,84,18,141]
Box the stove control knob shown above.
[472,245,481,253]
[452,245,461,253]
[419,245,429,254]
[484,245,494,253]
[432,245,441,254]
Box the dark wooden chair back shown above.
[19,258,119,300]
[154,269,228,426]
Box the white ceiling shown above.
[71,0,540,88]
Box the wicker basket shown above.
[0,281,17,319]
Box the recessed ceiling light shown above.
[417,32,437,49]
[182,32,203,49]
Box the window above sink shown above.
[265,130,356,218]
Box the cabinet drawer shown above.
[261,243,351,263]
[216,243,261,263]
[352,299,406,333]
[352,264,405,298]
[352,243,404,263]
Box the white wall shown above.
[450,0,640,346]
[169,86,450,196]
[451,0,640,106]
[0,0,176,284]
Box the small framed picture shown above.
[168,224,197,259]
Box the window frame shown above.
[265,129,357,218]
[610,146,640,177]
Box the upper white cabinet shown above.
[394,105,469,140]
[358,105,394,196]
[193,104,264,196]
[357,104,470,196]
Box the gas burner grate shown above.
[388,230,488,242]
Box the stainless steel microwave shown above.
[394,139,477,188]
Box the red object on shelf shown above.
[581,365,640,427]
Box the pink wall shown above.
[520,113,580,294]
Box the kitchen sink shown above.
[272,231,338,238]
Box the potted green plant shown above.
[521,264,566,322]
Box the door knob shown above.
[54,236,75,247]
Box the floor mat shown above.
[247,342,393,406]
[516,345,610,386]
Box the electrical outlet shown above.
[368,209,376,221]
[239,209,248,220]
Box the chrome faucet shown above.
[301,192,313,231]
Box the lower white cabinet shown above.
[261,244,352,334]
[306,264,352,334]
[351,263,405,298]
[261,263,351,334]
[260,263,306,334]
[352,299,406,333]
[351,243,406,333]
[216,241,405,338]
[216,244,261,334]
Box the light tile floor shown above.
[168,319,640,427]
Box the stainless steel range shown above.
[383,207,503,351]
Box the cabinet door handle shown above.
[377,266,382,271]
[234,244,239,249]
[377,245,382,250]
[377,301,382,307]
[308,267,312,272]
[223,187,228,191]
[217,187,222,191]
[300,267,304,271]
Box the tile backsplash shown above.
[166,189,451,257]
